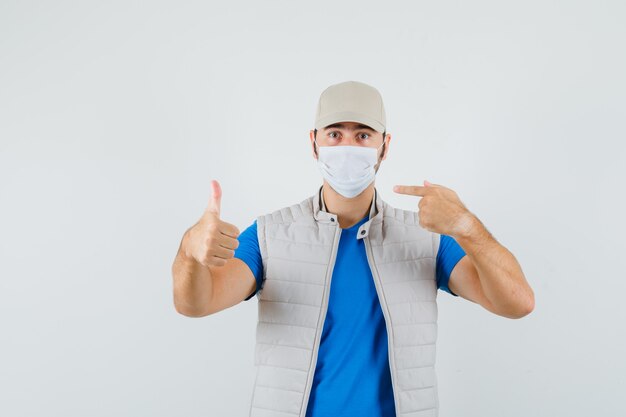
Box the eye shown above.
[328,131,340,139]
[358,133,370,140]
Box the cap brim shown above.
[315,111,385,133]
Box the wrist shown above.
[452,212,480,242]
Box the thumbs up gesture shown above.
[186,180,240,268]
[205,179,223,218]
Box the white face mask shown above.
[314,139,384,198]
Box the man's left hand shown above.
[393,180,476,238]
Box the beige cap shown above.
[314,80,386,133]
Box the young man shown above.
[172,80,535,417]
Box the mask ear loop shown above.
[375,132,387,172]
[379,130,387,159]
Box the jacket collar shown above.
[312,184,384,239]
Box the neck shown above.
[322,181,375,229]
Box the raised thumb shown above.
[206,179,222,217]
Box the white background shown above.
[1,1,625,416]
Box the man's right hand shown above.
[184,180,240,268]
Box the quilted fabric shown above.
[249,185,441,417]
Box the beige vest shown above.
[249,185,441,417]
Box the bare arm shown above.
[392,182,534,319]
[172,180,257,317]
[172,227,258,317]
[451,214,535,319]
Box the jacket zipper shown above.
[300,222,342,417]
[364,236,400,416]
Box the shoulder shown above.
[257,194,316,227]
[380,200,435,234]
[380,200,439,256]
[382,201,417,223]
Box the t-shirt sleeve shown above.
[234,219,264,301]
[436,234,466,297]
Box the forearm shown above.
[453,214,535,318]
[172,228,214,316]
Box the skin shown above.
[310,121,535,319]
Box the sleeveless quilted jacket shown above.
[249,185,442,417]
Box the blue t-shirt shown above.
[234,215,466,417]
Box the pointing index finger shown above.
[393,185,428,196]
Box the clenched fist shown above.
[185,180,240,267]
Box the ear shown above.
[310,130,318,159]
[381,133,391,160]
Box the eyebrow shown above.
[323,123,375,132]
